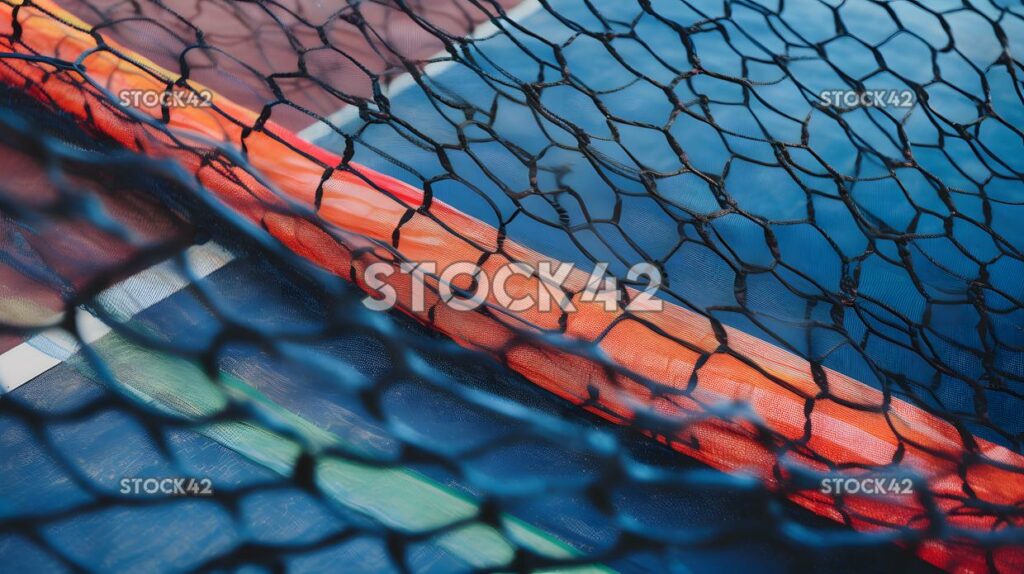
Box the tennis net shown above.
[0,0,1022,572]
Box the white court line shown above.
[0,243,234,393]
[297,0,543,142]
[0,0,544,395]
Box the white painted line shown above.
[0,242,234,394]
[297,0,543,143]
[0,344,60,393]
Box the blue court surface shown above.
[314,0,1022,448]
[0,243,940,573]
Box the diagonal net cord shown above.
[0,1,1021,572]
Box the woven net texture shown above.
[0,0,1022,572]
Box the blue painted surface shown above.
[314,0,1024,447]
[1,250,940,572]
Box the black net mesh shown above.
[0,0,1022,572]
